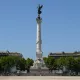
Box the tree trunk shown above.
[75,71,78,75]
[27,68,30,73]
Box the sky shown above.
[0,0,80,59]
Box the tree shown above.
[56,57,68,75]
[0,57,4,72]
[56,57,67,70]
[0,56,22,73]
[73,57,80,75]
[43,57,47,63]
[0,56,16,73]
[66,57,76,75]
[44,56,56,73]
[26,58,34,73]
[16,58,26,71]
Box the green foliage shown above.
[73,57,80,75]
[16,58,26,71]
[56,57,67,70]
[25,58,34,73]
[44,56,80,75]
[0,55,80,75]
[0,56,34,73]
[44,56,57,72]
[43,57,47,63]
[66,57,76,71]
[0,56,19,72]
[26,58,34,68]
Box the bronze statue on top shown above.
[37,4,43,19]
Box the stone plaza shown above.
[0,76,80,80]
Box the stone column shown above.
[36,17,42,60]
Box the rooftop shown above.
[48,51,80,57]
[0,50,23,57]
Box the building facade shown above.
[0,51,23,58]
[48,52,80,59]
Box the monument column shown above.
[30,4,48,70]
[36,4,43,61]
[36,17,42,60]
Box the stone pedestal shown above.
[30,59,47,69]
[30,59,48,74]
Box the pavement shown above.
[0,76,80,80]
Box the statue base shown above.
[30,59,48,74]
[31,59,47,69]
